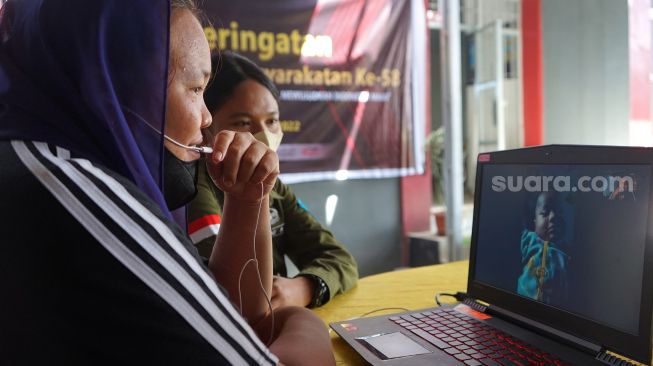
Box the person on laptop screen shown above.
[518,191,570,303]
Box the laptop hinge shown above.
[482,303,603,356]
[465,300,641,365]
[462,297,487,313]
[595,349,639,366]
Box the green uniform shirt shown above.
[187,159,358,305]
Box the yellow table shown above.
[314,261,469,365]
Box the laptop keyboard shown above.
[390,308,571,366]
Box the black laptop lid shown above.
[467,145,653,364]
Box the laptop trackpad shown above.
[357,332,431,360]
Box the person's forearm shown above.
[209,194,273,324]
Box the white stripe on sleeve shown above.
[13,141,276,366]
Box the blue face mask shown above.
[162,148,198,210]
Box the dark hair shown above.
[204,51,280,114]
[171,0,199,16]
[171,0,211,27]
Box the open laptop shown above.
[331,145,653,366]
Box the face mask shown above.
[253,129,284,152]
[163,147,198,210]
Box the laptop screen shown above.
[473,163,650,335]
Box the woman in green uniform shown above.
[188,51,358,309]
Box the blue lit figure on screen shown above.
[517,192,569,304]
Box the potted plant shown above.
[427,127,446,203]
[426,127,446,235]
[426,127,468,236]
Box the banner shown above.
[200,0,427,183]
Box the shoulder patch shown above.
[297,198,310,213]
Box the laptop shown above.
[331,145,653,366]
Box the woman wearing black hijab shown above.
[0,0,334,364]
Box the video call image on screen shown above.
[474,164,650,335]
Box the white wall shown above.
[542,0,629,145]
[290,178,402,277]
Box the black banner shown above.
[201,0,426,183]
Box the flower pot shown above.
[434,211,446,236]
